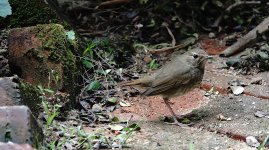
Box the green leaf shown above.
[181,118,191,124]
[123,123,140,131]
[95,69,106,75]
[147,19,155,27]
[107,97,117,103]
[0,0,12,18]
[42,101,50,115]
[111,117,120,122]
[83,59,94,69]
[86,81,102,91]
[189,142,194,150]
[46,111,59,126]
[258,134,269,150]
[65,30,76,40]
[105,69,112,74]
[128,123,140,130]
[83,41,95,56]
[149,59,159,69]
[108,124,124,131]
[43,88,54,94]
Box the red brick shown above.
[114,88,208,121]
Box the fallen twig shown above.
[150,37,196,54]
[220,16,269,57]
[163,22,176,47]
[96,0,134,8]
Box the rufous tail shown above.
[118,79,142,87]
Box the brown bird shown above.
[120,52,210,126]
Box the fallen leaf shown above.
[107,97,117,103]
[230,86,244,95]
[254,111,267,118]
[246,136,260,147]
[108,124,124,131]
[120,100,131,107]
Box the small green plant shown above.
[86,80,102,91]
[189,141,194,150]
[37,85,62,127]
[47,69,60,88]
[83,40,95,57]
[149,59,159,70]
[42,100,62,127]
[258,134,269,150]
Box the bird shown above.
[120,52,210,126]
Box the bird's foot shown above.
[164,120,194,127]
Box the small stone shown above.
[216,113,226,121]
[119,100,131,107]
[246,136,260,147]
[92,104,102,113]
[204,92,211,97]
[135,23,143,29]
[209,32,216,38]
[230,86,244,95]
[254,111,266,118]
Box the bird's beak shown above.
[206,55,213,59]
[198,54,212,65]
[199,54,212,60]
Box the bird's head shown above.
[186,52,212,70]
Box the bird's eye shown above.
[193,54,198,59]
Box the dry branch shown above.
[96,0,134,8]
[150,37,196,55]
[220,16,269,57]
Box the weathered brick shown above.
[0,141,35,150]
[113,88,208,121]
[0,106,43,148]
[0,76,21,106]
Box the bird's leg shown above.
[163,98,190,127]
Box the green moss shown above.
[19,82,42,117]
[24,48,45,63]
[0,0,60,28]
[19,81,44,148]
[17,24,78,113]
[36,24,79,103]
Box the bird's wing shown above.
[152,59,191,87]
[142,66,192,96]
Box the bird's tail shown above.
[117,79,142,87]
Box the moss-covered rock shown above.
[8,24,79,109]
